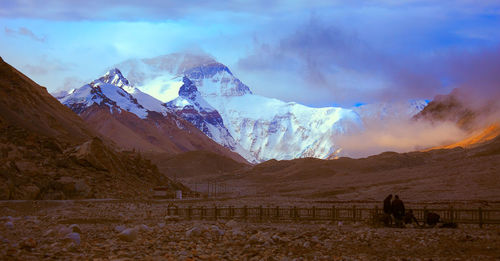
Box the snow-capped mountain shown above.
[54,68,248,163]
[164,76,255,161]
[56,68,167,118]
[114,53,364,162]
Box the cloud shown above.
[2,1,499,21]
[0,0,316,21]
[4,27,45,42]
[237,16,446,106]
[337,115,468,158]
[22,56,72,75]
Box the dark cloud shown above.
[238,17,447,105]
[4,27,45,42]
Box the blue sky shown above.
[1,0,500,107]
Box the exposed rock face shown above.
[0,57,184,199]
[164,77,246,156]
[414,89,477,130]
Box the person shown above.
[383,194,393,215]
[391,195,405,227]
[382,194,393,226]
[403,209,420,226]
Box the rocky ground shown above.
[1,201,500,260]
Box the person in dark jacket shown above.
[383,194,393,214]
[382,194,393,226]
[391,195,405,227]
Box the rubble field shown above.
[1,200,500,260]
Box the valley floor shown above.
[1,200,500,260]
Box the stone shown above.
[43,229,55,237]
[231,228,247,237]
[69,224,82,233]
[135,224,152,232]
[225,220,238,228]
[118,228,138,242]
[58,225,71,236]
[114,225,127,233]
[19,237,37,250]
[64,232,81,245]
[186,226,203,237]
[164,216,180,222]
[211,225,225,237]
[4,221,14,229]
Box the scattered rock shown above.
[135,224,152,232]
[118,228,138,242]
[164,215,180,222]
[4,221,14,229]
[19,238,37,250]
[210,225,225,237]
[58,226,71,236]
[114,225,127,233]
[186,226,203,237]
[64,232,81,245]
[225,220,238,228]
[43,229,55,237]
[69,224,82,233]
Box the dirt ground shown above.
[1,200,500,260]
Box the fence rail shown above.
[164,205,500,227]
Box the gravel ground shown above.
[1,201,500,260]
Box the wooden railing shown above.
[165,205,500,227]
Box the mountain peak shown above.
[178,76,198,99]
[99,68,129,87]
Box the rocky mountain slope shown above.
[55,68,247,163]
[114,53,363,162]
[0,57,183,199]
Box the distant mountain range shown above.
[58,53,428,162]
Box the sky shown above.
[1,0,500,108]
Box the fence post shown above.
[479,207,483,228]
[312,206,316,220]
[449,206,454,222]
[352,205,356,222]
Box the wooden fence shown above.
[165,205,500,227]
